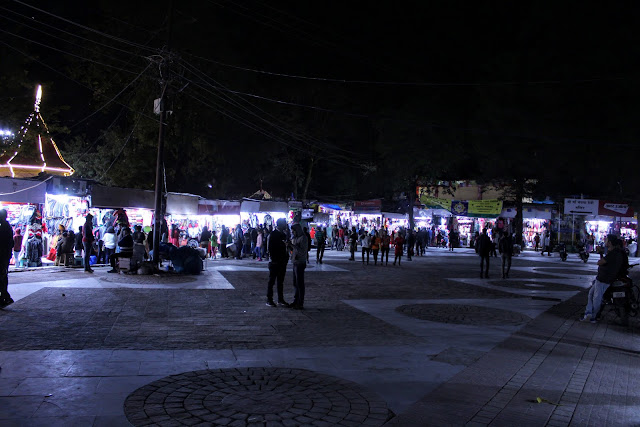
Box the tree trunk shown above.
[408,181,416,231]
[514,178,524,246]
[301,157,314,201]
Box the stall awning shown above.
[383,212,408,220]
[524,207,552,220]
[353,199,382,214]
[259,201,289,213]
[90,185,154,209]
[166,193,199,215]
[241,200,260,213]
[198,200,241,215]
[0,177,46,204]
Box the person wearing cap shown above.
[580,234,625,323]
[83,213,95,273]
[0,209,14,307]
[266,218,290,307]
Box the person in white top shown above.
[102,226,117,265]
[360,231,371,265]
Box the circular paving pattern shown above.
[396,304,531,326]
[124,367,391,426]
[100,274,198,284]
[487,280,577,292]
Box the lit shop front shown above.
[197,200,242,231]
[89,184,155,230]
[240,199,289,229]
[565,198,636,245]
[0,177,47,230]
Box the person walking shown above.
[499,231,514,279]
[534,233,540,252]
[540,231,552,256]
[200,226,212,258]
[289,223,308,310]
[12,228,22,267]
[103,227,117,265]
[266,218,290,307]
[255,229,264,261]
[477,228,492,278]
[393,232,404,266]
[83,213,95,273]
[491,230,498,258]
[360,230,371,264]
[234,224,244,259]
[406,229,415,260]
[348,227,358,261]
[210,230,218,259]
[0,209,14,307]
[220,226,229,258]
[315,226,326,264]
[371,230,381,265]
[380,229,391,265]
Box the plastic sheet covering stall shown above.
[90,185,154,209]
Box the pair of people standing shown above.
[266,219,307,310]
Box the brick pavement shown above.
[0,248,637,425]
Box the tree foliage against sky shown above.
[1,1,639,204]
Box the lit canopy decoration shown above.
[0,85,74,178]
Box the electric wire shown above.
[98,104,147,181]
[0,176,52,196]
[0,6,150,58]
[206,0,402,78]
[182,88,361,169]
[0,40,160,124]
[177,67,367,166]
[178,59,366,160]
[0,29,143,75]
[185,53,628,87]
[11,0,159,53]
[70,63,152,130]
[75,103,129,161]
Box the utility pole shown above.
[152,79,168,265]
[152,0,174,267]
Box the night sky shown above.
[1,1,639,200]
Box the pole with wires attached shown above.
[152,0,174,267]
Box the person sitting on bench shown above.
[108,227,133,273]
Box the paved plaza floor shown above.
[0,247,638,426]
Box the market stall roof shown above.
[198,199,241,215]
[382,212,408,220]
[259,200,289,213]
[166,192,199,215]
[0,177,47,204]
[0,86,74,178]
[91,185,154,210]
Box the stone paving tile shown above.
[0,251,637,425]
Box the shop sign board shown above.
[564,198,598,215]
[420,195,452,211]
[353,199,381,214]
[450,200,468,216]
[598,201,634,217]
[467,200,503,218]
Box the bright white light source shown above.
[35,85,42,112]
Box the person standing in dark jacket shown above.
[75,226,83,257]
[477,228,492,278]
[499,231,514,279]
[83,213,94,273]
[220,226,229,258]
[266,218,289,307]
[0,210,14,307]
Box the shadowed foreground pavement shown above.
[0,248,638,426]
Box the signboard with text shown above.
[353,199,382,214]
[598,201,634,217]
[564,198,598,215]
